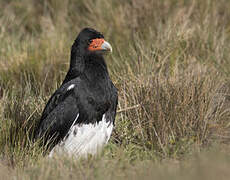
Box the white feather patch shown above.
[49,114,113,158]
[67,84,75,91]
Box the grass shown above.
[1,0,230,179]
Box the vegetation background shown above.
[1,0,230,179]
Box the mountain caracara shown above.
[35,28,118,157]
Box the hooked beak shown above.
[101,41,112,52]
[88,38,112,53]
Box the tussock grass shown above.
[1,0,230,179]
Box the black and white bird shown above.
[35,28,118,157]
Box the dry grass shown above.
[2,146,230,180]
[1,0,230,179]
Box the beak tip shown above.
[102,41,112,53]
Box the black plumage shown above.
[35,28,118,155]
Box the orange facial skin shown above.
[88,38,105,51]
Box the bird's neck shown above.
[62,46,86,84]
[63,49,108,84]
[83,53,109,81]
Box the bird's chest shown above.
[77,81,112,115]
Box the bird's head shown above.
[73,28,112,54]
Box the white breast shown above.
[49,114,113,158]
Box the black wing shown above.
[35,81,79,147]
[104,84,118,125]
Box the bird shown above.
[35,28,118,158]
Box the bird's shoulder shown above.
[40,79,80,121]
